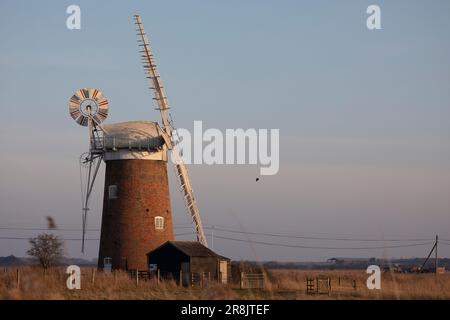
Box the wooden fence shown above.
[126,270,216,288]
[306,276,357,295]
[306,276,331,295]
[240,272,265,289]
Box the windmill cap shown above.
[102,120,165,150]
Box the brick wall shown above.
[98,159,174,271]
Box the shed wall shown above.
[190,256,221,279]
[147,244,190,273]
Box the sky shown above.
[0,0,450,262]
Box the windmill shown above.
[68,15,207,271]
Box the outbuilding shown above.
[146,240,230,285]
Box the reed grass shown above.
[1,267,449,300]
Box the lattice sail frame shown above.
[134,14,208,247]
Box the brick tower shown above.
[97,121,174,271]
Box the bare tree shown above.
[27,233,64,270]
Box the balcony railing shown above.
[90,136,164,152]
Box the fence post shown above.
[16,269,20,288]
[114,269,117,285]
[316,277,319,294]
[306,277,312,294]
[157,269,160,285]
[240,272,244,289]
[91,268,96,286]
[179,270,182,286]
[328,277,331,296]
[135,269,139,287]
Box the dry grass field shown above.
[1,267,449,300]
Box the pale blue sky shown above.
[1,0,450,261]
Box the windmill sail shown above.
[134,15,208,247]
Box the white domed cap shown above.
[103,121,165,150]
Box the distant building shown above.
[147,241,230,285]
[437,267,446,274]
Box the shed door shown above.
[219,260,228,284]
[181,262,190,286]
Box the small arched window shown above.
[154,216,164,230]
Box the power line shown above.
[0,224,193,232]
[0,225,439,242]
[159,233,436,250]
[0,232,195,241]
[173,232,196,237]
[211,236,435,250]
[0,227,99,231]
[0,234,440,250]
[0,237,99,241]
[205,226,434,242]
[179,226,437,242]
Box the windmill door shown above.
[103,257,112,272]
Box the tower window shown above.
[154,216,164,230]
[108,185,118,199]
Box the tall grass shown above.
[1,267,449,300]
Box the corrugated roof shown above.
[150,241,229,259]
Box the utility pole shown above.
[420,235,439,273]
[435,234,438,274]
[211,225,215,250]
